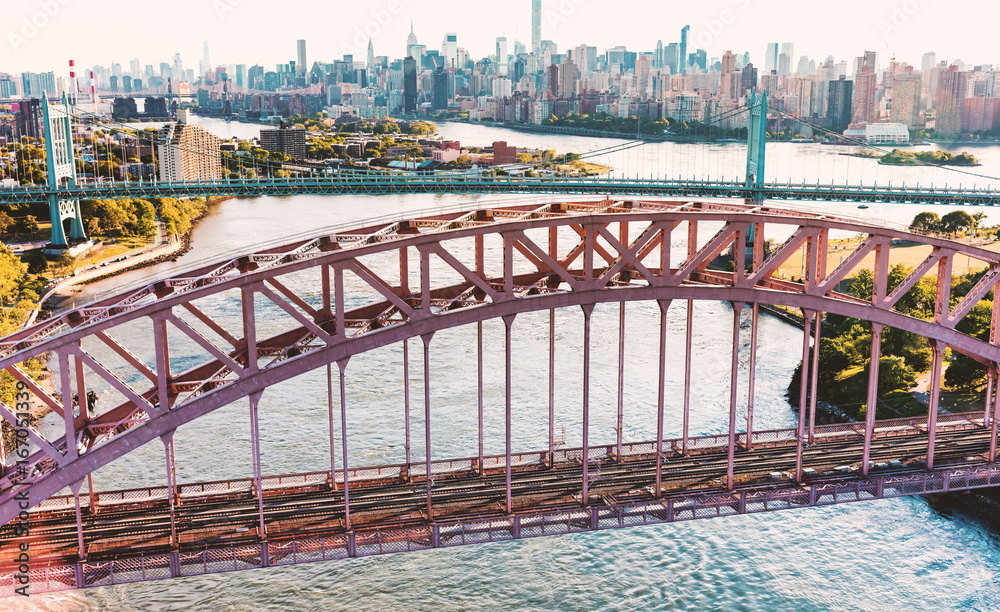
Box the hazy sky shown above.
[4,0,996,74]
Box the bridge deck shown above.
[1,412,995,595]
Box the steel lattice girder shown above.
[1,199,999,526]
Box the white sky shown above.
[4,0,997,74]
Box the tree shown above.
[909,211,941,233]
[13,215,38,237]
[0,245,25,305]
[0,211,13,235]
[971,212,988,236]
[55,251,76,276]
[940,210,975,235]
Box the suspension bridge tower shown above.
[745,89,767,207]
[743,90,767,263]
[41,93,87,250]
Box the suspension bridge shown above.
[4,92,1000,249]
[2,198,1000,595]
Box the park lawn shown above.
[773,237,1000,281]
[72,237,152,270]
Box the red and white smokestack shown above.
[68,60,77,104]
[90,70,97,110]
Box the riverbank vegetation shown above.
[880,149,981,166]
[788,212,998,420]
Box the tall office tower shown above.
[764,43,779,75]
[741,63,758,94]
[235,64,246,88]
[679,25,690,74]
[173,53,183,80]
[855,50,877,76]
[721,50,736,75]
[158,110,223,182]
[130,58,141,77]
[937,65,969,135]
[367,39,376,70]
[496,37,509,75]
[780,43,794,73]
[827,76,854,131]
[442,33,458,68]
[852,66,877,124]
[201,41,211,79]
[297,39,308,76]
[921,52,937,71]
[432,66,449,110]
[654,40,664,70]
[891,70,922,127]
[403,56,418,113]
[532,0,542,70]
[664,43,679,74]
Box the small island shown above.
[878,149,981,166]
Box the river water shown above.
[16,119,1000,611]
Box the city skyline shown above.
[5,0,999,74]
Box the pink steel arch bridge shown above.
[3,199,1000,596]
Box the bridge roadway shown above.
[1,413,994,582]
[4,176,1000,206]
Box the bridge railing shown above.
[32,410,986,512]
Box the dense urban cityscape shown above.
[4,8,1000,145]
[6,1,1000,609]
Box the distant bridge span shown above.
[4,176,1000,206]
[3,199,1000,595]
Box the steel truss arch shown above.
[2,199,1000,526]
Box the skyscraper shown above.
[496,37,509,75]
[367,39,376,71]
[891,69,922,127]
[852,67,877,124]
[158,110,223,181]
[432,66,450,111]
[764,43,779,75]
[403,56,417,113]
[297,40,307,77]
[828,76,854,132]
[532,0,542,70]
[442,33,458,68]
[937,66,969,135]
[679,25,690,75]
[200,41,211,80]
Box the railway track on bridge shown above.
[3,423,992,573]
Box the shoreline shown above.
[34,197,230,320]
